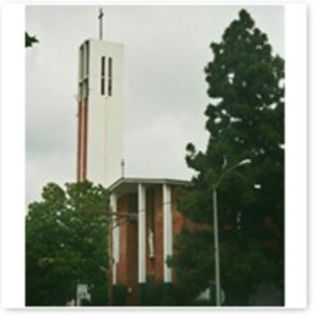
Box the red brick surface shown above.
[76,99,88,182]
[153,186,164,283]
[116,193,139,304]
[110,184,199,304]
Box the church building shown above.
[76,10,191,305]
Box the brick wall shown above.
[111,184,199,305]
[153,186,164,283]
[116,193,139,305]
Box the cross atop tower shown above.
[98,8,104,40]
[121,158,125,178]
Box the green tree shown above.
[25,32,38,48]
[172,9,284,305]
[26,181,109,306]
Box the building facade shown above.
[76,36,192,305]
[108,178,191,305]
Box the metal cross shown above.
[121,159,125,178]
[98,8,104,40]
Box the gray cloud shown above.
[26,5,284,203]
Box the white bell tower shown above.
[77,9,124,187]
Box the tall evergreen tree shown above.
[172,9,284,305]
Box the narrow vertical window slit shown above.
[108,57,113,96]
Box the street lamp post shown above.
[212,186,221,306]
[212,159,251,306]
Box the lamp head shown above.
[238,159,251,166]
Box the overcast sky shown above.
[26,5,284,204]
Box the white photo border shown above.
[0,1,307,309]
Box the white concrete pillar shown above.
[163,183,173,283]
[110,193,119,285]
[138,184,147,283]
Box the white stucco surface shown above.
[82,39,124,187]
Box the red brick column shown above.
[154,186,164,283]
